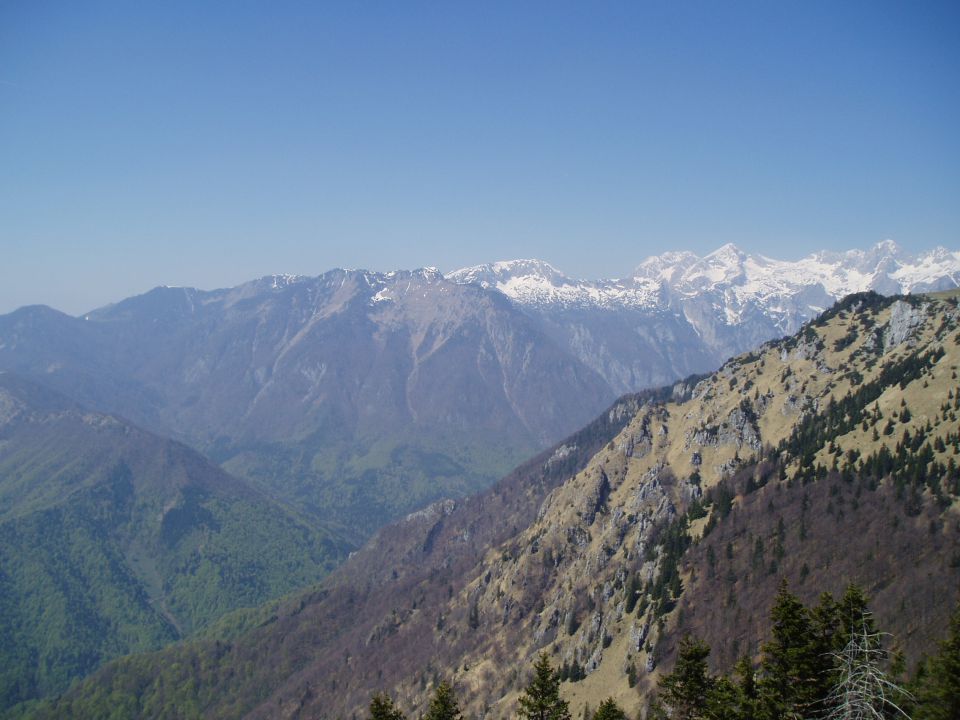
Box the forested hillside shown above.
[0,374,348,715]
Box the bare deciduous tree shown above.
[822,618,912,720]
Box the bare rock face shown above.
[580,470,611,525]
[0,387,24,427]
[784,336,821,361]
[545,443,577,468]
[403,498,456,524]
[724,403,762,450]
[631,620,651,651]
[782,393,814,416]
[883,300,928,350]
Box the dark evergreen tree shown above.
[657,636,714,720]
[370,692,406,720]
[705,675,745,720]
[468,601,480,630]
[809,592,841,654]
[732,655,759,719]
[837,584,876,643]
[807,591,843,717]
[591,698,627,720]
[518,652,571,720]
[625,574,642,613]
[913,602,960,720]
[759,580,818,719]
[424,681,462,720]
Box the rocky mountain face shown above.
[0,373,348,712]
[38,290,960,720]
[0,269,615,539]
[449,240,960,392]
[81,269,610,449]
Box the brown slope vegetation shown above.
[672,469,959,675]
[348,290,960,720]
[33,291,960,720]
[384,291,960,720]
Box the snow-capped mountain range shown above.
[447,240,960,392]
[449,240,959,322]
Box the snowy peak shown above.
[875,237,905,257]
[443,240,960,398]
[633,250,699,284]
[677,243,754,288]
[705,241,747,263]
[258,273,307,290]
[446,259,570,289]
[448,259,662,310]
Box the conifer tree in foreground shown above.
[591,698,626,720]
[425,681,462,720]
[912,602,960,720]
[656,636,714,720]
[759,580,819,719]
[732,655,759,719]
[518,652,571,720]
[370,692,406,720]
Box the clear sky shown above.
[1,1,958,315]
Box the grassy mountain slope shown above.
[429,291,960,718]
[0,374,349,714]
[29,292,960,720]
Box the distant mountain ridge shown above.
[0,268,614,544]
[448,240,960,391]
[77,266,609,448]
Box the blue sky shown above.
[1,1,958,314]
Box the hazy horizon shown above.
[1,238,954,317]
